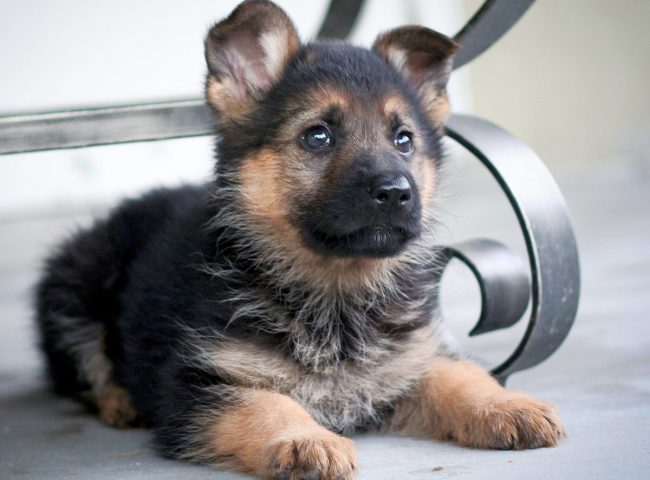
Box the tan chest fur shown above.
[193,324,441,433]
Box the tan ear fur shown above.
[204,0,300,120]
[373,26,459,128]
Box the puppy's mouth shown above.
[308,224,419,257]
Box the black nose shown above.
[369,175,412,211]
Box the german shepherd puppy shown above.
[35,1,565,478]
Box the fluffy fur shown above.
[35,2,564,479]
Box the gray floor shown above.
[1,165,649,479]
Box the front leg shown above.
[387,357,565,449]
[185,388,357,480]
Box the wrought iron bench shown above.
[0,0,579,384]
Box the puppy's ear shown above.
[204,0,299,120]
[373,27,459,128]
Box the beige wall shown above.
[461,0,650,173]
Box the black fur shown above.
[34,1,456,466]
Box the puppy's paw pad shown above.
[97,387,140,429]
[464,394,565,450]
[265,428,357,480]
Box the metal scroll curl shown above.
[440,238,530,338]
[441,114,580,384]
[316,0,536,69]
[316,0,365,40]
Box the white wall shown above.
[0,0,468,221]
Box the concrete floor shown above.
[1,165,649,479]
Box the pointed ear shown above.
[204,0,300,120]
[373,27,459,128]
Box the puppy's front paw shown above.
[263,427,357,480]
[458,393,565,450]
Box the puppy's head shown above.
[205,0,457,262]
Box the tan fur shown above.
[275,86,350,129]
[311,86,350,111]
[260,28,298,83]
[190,324,441,433]
[418,155,437,208]
[238,149,293,224]
[421,88,451,129]
[381,92,411,118]
[208,389,357,479]
[387,358,565,449]
[204,0,300,121]
[55,320,113,396]
[96,386,139,428]
[206,77,255,121]
[373,28,457,130]
[381,93,437,207]
[235,148,400,291]
[206,30,298,119]
[384,46,409,74]
[52,316,140,429]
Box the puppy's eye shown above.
[302,126,333,151]
[394,131,414,155]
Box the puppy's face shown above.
[205,0,457,260]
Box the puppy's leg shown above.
[198,389,357,480]
[95,385,140,428]
[38,312,139,429]
[387,357,565,450]
[36,220,141,428]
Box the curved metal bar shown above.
[316,0,365,40]
[442,238,530,337]
[445,114,580,382]
[452,0,535,69]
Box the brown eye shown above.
[394,131,413,155]
[302,125,333,151]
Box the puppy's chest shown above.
[203,326,439,433]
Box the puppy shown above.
[35,1,565,478]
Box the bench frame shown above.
[0,0,579,383]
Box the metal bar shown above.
[316,0,365,40]
[0,100,214,155]
[0,0,368,156]
[452,0,535,69]
[0,0,535,155]
[441,238,531,338]
[445,114,580,382]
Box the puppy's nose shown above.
[369,175,412,211]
